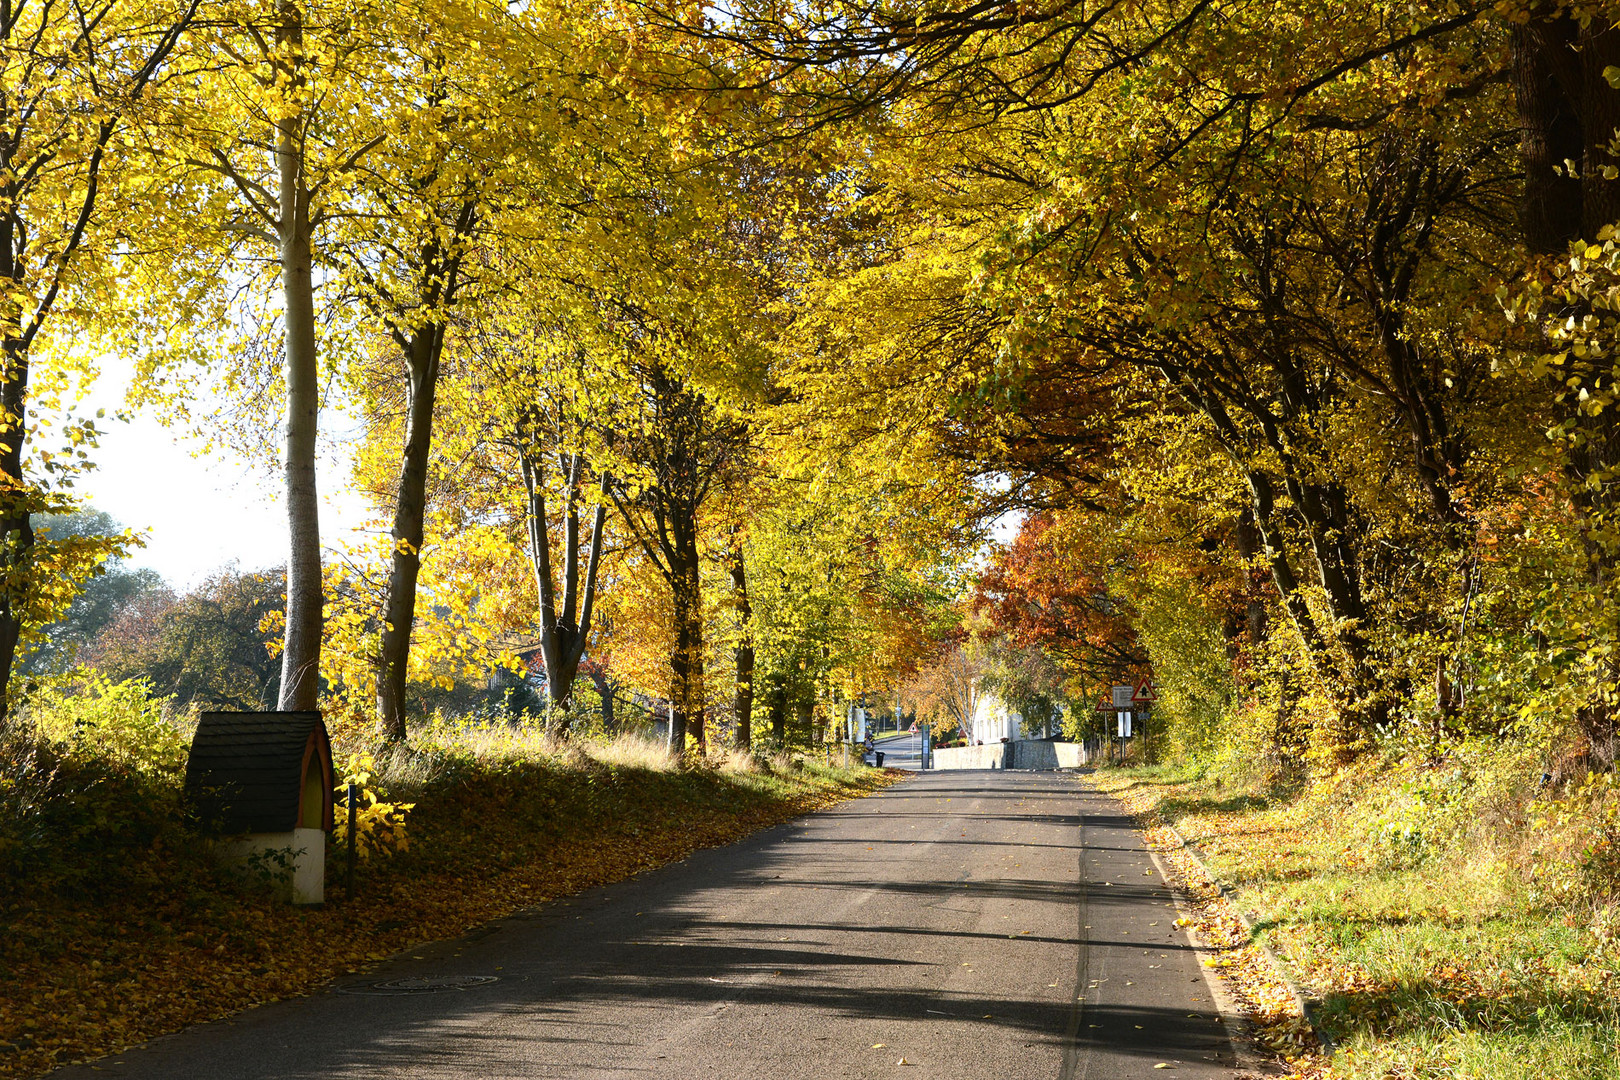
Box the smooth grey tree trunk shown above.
[523,456,609,736]
[587,663,616,730]
[274,11,322,712]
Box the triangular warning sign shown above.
[1133,679,1158,703]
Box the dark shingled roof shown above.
[185,712,333,835]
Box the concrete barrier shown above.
[1010,740,1090,769]
[930,744,1006,770]
[929,740,1091,770]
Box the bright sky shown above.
[70,361,1014,591]
[73,363,373,590]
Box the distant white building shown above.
[969,694,1019,744]
[968,692,1060,745]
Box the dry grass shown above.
[589,730,683,770]
[342,721,792,789]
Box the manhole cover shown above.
[340,975,500,996]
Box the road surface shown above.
[870,729,924,769]
[56,771,1236,1079]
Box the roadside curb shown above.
[1163,824,1336,1058]
[1142,844,1269,1078]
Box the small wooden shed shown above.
[185,711,334,904]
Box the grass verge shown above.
[1090,758,1620,1080]
[1,716,900,1080]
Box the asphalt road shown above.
[56,771,1235,1080]
[869,729,923,769]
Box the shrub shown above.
[331,753,414,862]
[0,678,202,900]
[25,676,188,777]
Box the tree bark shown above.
[0,334,35,717]
[669,525,704,753]
[768,672,787,745]
[523,455,609,737]
[1511,8,1620,762]
[372,201,475,741]
[794,695,813,745]
[587,662,616,731]
[275,8,322,712]
[1513,16,1583,254]
[376,326,441,739]
[1580,19,1620,239]
[1512,8,1620,248]
[728,533,753,750]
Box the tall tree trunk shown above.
[601,362,739,755]
[523,456,609,737]
[1513,9,1620,763]
[0,334,33,718]
[794,694,813,745]
[668,525,703,753]
[376,327,440,739]
[1231,512,1270,647]
[1513,16,1583,254]
[1580,20,1620,239]
[371,201,474,741]
[588,663,615,731]
[728,534,753,750]
[275,14,322,713]
[768,673,786,746]
[0,149,32,715]
[1512,8,1620,244]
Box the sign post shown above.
[1132,680,1157,757]
[1111,685,1133,764]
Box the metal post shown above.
[345,781,358,900]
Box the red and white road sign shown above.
[1133,679,1158,704]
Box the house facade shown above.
[963,690,1064,745]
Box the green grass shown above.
[1095,752,1620,1080]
